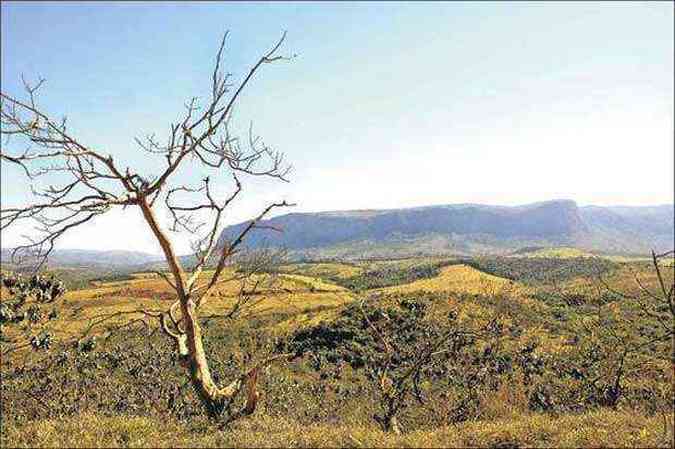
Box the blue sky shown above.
[1,2,673,253]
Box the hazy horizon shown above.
[1,198,672,257]
[1,2,673,254]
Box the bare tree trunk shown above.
[377,398,403,434]
[385,415,403,435]
[138,197,260,418]
[181,297,250,417]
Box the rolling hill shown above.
[0,248,162,270]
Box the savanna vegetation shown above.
[1,250,673,448]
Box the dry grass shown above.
[376,264,545,327]
[379,264,529,296]
[280,274,350,292]
[514,247,596,259]
[2,410,671,448]
[558,262,672,299]
[2,267,357,360]
[278,262,362,280]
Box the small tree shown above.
[1,31,295,419]
[287,295,491,434]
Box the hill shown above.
[219,200,673,258]
[0,248,163,269]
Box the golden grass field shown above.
[3,259,625,358]
[27,268,356,347]
[276,262,363,279]
[8,263,528,349]
[379,263,527,296]
[513,247,596,258]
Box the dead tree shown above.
[1,31,295,419]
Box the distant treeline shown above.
[331,260,462,292]
[465,256,617,284]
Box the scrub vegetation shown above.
[1,251,673,448]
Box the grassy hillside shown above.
[510,246,595,258]
[1,256,673,448]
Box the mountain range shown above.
[219,200,674,259]
[0,249,163,270]
[2,200,672,269]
